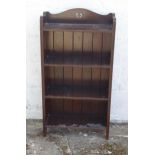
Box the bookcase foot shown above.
[105,126,109,140]
[43,126,47,137]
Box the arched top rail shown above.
[41,8,115,32]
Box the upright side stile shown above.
[106,14,116,139]
[40,16,47,136]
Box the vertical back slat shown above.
[102,32,112,52]
[73,32,82,114]
[53,31,64,113]
[92,32,103,114]
[64,32,73,114]
[47,31,54,50]
[82,32,93,115]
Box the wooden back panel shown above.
[41,9,116,127]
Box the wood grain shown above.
[41,9,116,139]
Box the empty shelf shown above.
[44,51,111,68]
[46,113,106,125]
[45,80,109,101]
[43,22,112,32]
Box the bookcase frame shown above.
[40,8,116,139]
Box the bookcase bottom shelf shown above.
[45,99,108,126]
[46,113,106,125]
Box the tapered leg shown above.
[43,124,47,136]
[105,126,109,140]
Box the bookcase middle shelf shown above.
[44,50,111,69]
[45,79,109,101]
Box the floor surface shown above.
[27,120,128,155]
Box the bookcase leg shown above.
[105,126,109,140]
[43,125,47,136]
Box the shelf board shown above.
[45,95,108,101]
[45,80,109,101]
[43,22,112,32]
[46,113,106,125]
[44,63,110,69]
[44,51,111,68]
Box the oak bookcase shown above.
[40,8,116,139]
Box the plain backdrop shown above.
[26,0,128,121]
[1,0,155,155]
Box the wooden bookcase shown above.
[40,8,116,139]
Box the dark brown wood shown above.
[43,23,112,32]
[40,9,116,139]
[40,17,47,136]
[105,15,116,140]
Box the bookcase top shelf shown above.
[43,23,112,32]
[42,8,115,32]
